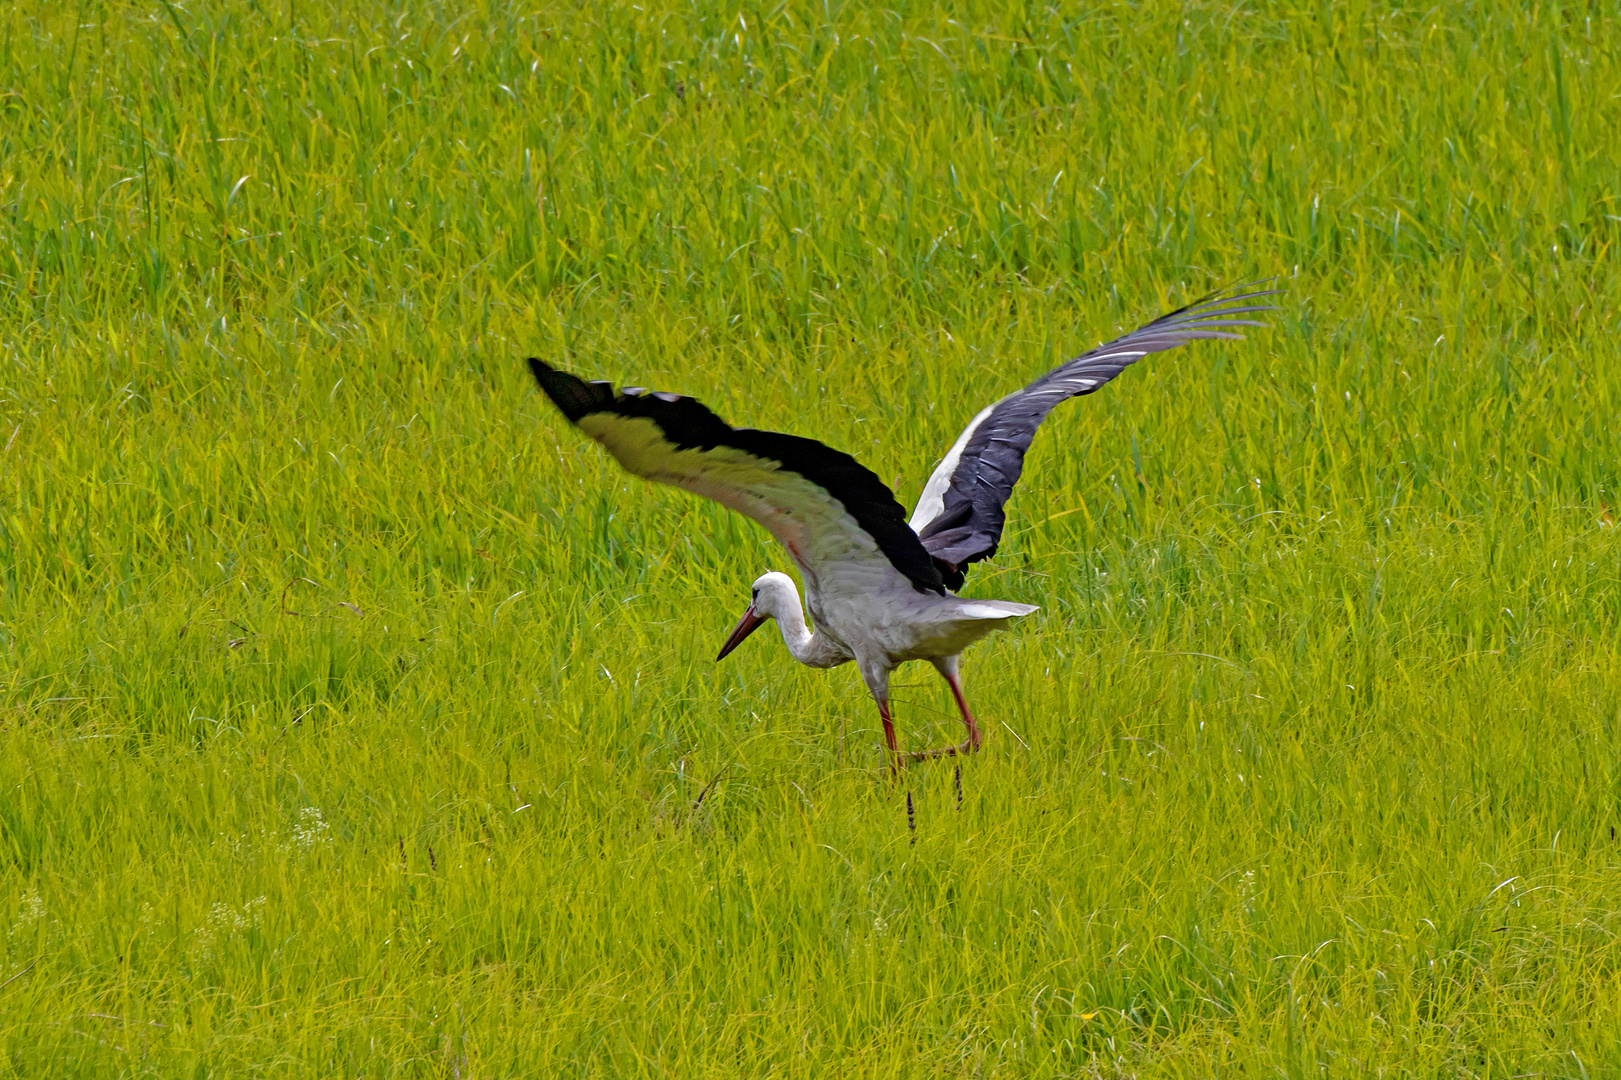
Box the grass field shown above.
[3,0,1621,1074]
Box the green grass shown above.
[3,0,1620,1074]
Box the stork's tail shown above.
[956,600,1039,620]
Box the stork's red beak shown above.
[715,604,766,661]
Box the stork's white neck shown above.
[771,595,817,664]
[751,571,847,669]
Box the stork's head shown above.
[715,571,797,661]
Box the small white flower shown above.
[187,896,266,965]
[9,889,44,937]
[289,807,331,851]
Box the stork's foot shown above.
[903,735,980,763]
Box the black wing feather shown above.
[913,285,1279,585]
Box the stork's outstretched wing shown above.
[529,359,947,596]
[910,285,1279,588]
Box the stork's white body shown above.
[744,567,1035,763]
[763,568,1036,676]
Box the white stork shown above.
[528,286,1275,771]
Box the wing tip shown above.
[525,356,563,395]
[1178,279,1285,317]
[525,357,615,423]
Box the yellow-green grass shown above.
[3,0,1620,1074]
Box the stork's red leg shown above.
[878,699,902,775]
[857,661,903,774]
[906,661,982,763]
[944,669,982,751]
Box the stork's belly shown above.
[813,592,1014,664]
[886,617,1010,662]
